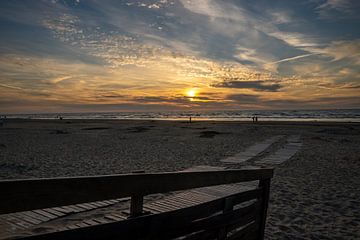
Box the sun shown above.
[186,89,197,98]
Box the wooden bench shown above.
[0,168,273,239]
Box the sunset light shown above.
[0,1,359,239]
[186,89,197,98]
[0,0,359,113]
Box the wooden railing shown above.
[0,168,274,240]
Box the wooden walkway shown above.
[0,166,262,239]
[0,169,273,239]
[220,135,284,164]
[254,135,302,165]
[0,199,127,239]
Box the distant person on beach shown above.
[252,116,255,123]
[0,115,5,127]
[255,116,258,122]
[189,116,192,123]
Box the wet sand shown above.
[0,119,360,239]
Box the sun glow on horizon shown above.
[186,89,197,98]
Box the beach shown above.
[0,119,360,239]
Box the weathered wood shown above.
[17,188,262,240]
[218,196,235,239]
[227,222,258,240]
[257,178,271,240]
[0,169,273,214]
[129,195,143,218]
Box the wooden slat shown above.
[227,222,258,240]
[144,201,259,240]
[22,211,49,222]
[129,195,143,218]
[258,179,271,240]
[0,169,273,214]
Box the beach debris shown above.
[81,127,110,131]
[126,126,149,133]
[199,130,221,138]
[51,129,69,134]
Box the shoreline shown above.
[3,118,360,125]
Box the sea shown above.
[3,109,360,122]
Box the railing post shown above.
[130,194,143,218]
[258,178,271,240]
[217,196,234,239]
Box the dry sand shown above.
[0,119,360,239]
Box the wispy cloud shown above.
[212,80,282,92]
[269,53,321,64]
[315,0,359,19]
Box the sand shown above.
[0,119,360,239]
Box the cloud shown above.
[226,94,260,103]
[269,53,320,64]
[0,83,23,90]
[315,0,359,19]
[212,80,282,92]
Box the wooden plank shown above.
[147,201,259,240]
[143,205,164,213]
[157,199,186,209]
[111,213,126,220]
[64,205,82,213]
[42,208,66,217]
[147,202,176,211]
[0,169,273,214]
[181,229,219,240]
[104,214,123,221]
[157,198,193,208]
[218,196,235,239]
[51,207,72,214]
[129,195,143,218]
[83,219,99,226]
[13,213,41,225]
[227,222,258,240]
[18,188,262,240]
[4,215,32,229]
[221,136,283,163]
[22,211,50,222]
[258,179,270,240]
[32,210,57,219]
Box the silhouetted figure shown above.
[252,116,255,123]
[255,116,258,122]
[189,116,192,123]
[0,115,5,127]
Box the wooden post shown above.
[217,196,234,239]
[130,194,143,218]
[258,178,271,240]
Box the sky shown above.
[0,0,359,113]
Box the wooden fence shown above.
[0,168,273,240]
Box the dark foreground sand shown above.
[0,119,360,239]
